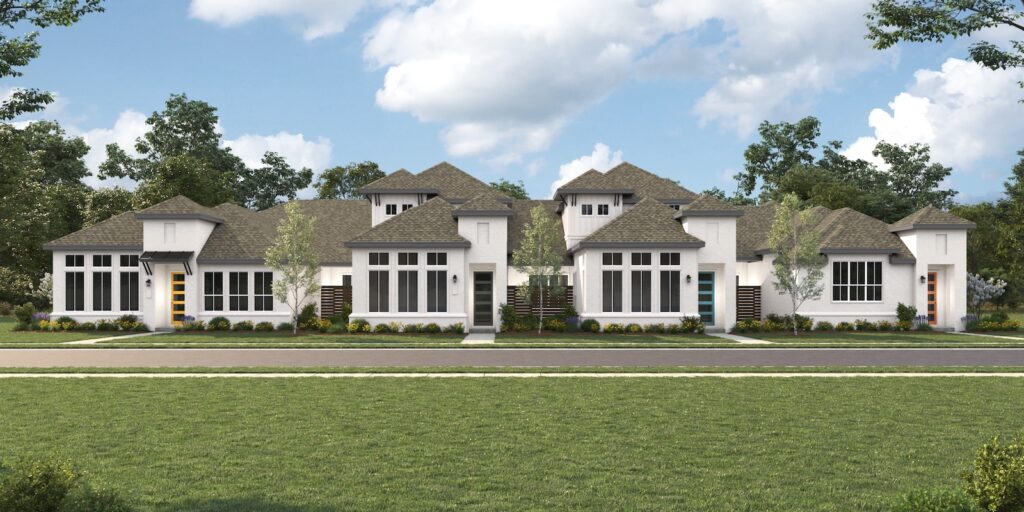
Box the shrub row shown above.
[0,457,135,511]
[963,312,1022,332]
[731,305,937,334]
[343,319,465,335]
[580,317,705,335]
[18,310,149,333]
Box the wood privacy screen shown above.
[506,285,574,318]
[736,285,762,321]
[320,286,352,317]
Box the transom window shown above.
[369,252,389,266]
[832,261,882,302]
[65,255,84,267]
[398,252,418,266]
[581,204,593,216]
[660,252,681,266]
[385,204,397,215]
[597,204,609,216]
[426,252,447,266]
[631,252,652,266]
[92,255,111,267]
[120,255,139,267]
[602,252,622,266]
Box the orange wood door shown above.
[927,272,937,326]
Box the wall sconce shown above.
[452,274,458,284]
[919,275,926,284]
[145,279,152,288]
[686,274,692,283]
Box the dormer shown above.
[133,195,223,274]
[360,163,510,227]
[889,206,975,263]
[674,195,743,262]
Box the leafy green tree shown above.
[768,193,827,336]
[0,0,104,120]
[736,117,821,197]
[236,152,313,210]
[874,142,956,212]
[315,161,384,199]
[867,0,1024,89]
[701,187,757,206]
[490,178,529,199]
[264,202,320,334]
[511,205,564,333]
[85,186,135,225]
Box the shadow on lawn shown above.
[162,497,335,512]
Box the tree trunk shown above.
[538,282,544,334]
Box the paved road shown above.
[3,348,1024,367]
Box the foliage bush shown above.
[814,321,834,331]
[964,433,1024,512]
[603,323,624,334]
[0,301,12,316]
[297,303,319,330]
[374,323,392,334]
[732,319,762,334]
[986,311,1010,323]
[915,316,934,331]
[207,316,231,331]
[347,319,370,334]
[114,315,140,331]
[897,303,918,323]
[131,323,149,332]
[679,316,705,334]
[254,321,274,332]
[423,323,442,334]
[95,320,118,332]
[624,323,642,334]
[854,319,876,331]
[329,303,352,327]
[325,323,345,334]
[499,303,517,331]
[543,318,567,332]
[766,314,813,332]
[896,320,914,331]
[176,317,205,332]
[53,316,79,331]
[443,323,465,334]
[835,321,854,332]
[232,320,254,331]
[402,323,422,334]
[580,319,600,333]
[13,303,35,327]
[891,488,977,512]
[276,322,294,332]
[78,322,96,331]
[644,323,665,334]
[0,458,135,512]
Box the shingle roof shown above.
[675,194,744,217]
[453,192,513,216]
[195,204,273,263]
[346,197,470,248]
[257,200,371,264]
[889,206,976,232]
[358,162,509,203]
[555,169,631,194]
[43,211,143,250]
[359,169,437,194]
[571,198,705,251]
[134,195,225,223]
[605,162,699,203]
[736,203,777,261]
[507,200,566,256]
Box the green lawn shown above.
[1,378,1021,510]
[0,317,127,343]
[750,331,998,343]
[496,332,714,344]
[128,331,464,345]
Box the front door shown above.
[698,271,715,325]
[473,272,493,327]
[170,272,186,326]
[927,271,938,326]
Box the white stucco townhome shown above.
[44,161,975,332]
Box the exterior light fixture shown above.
[452,274,458,284]
[145,279,152,288]
[919,275,926,284]
[686,274,692,283]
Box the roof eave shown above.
[43,244,144,252]
[359,188,440,195]
[674,210,745,218]
[135,212,225,224]
[889,223,976,233]
[821,248,904,255]
[556,188,633,196]
[452,210,513,217]
[569,241,706,254]
[345,241,471,249]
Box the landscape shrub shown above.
[78,322,96,331]
[443,323,465,334]
[603,323,624,334]
[329,303,352,327]
[276,322,293,332]
[115,315,140,331]
[896,320,914,331]
[95,320,118,331]
[854,319,876,331]
[644,323,665,334]
[543,318,567,332]
[132,323,149,332]
[876,320,894,331]
[347,319,370,334]
[297,303,319,330]
[814,321,834,331]
[325,323,345,334]
[580,318,600,333]
[986,311,1010,323]
[897,303,918,323]
[965,433,1024,512]
[311,318,332,332]
[835,321,854,332]
[680,316,705,334]
[625,323,643,334]
[732,319,762,334]
[765,314,813,332]
[177,316,204,332]
[53,316,79,331]
[386,321,402,333]
[374,323,392,334]
[402,323,422,334]
[498,303,517,331]
[971,320,1022,332]
[666,324,681,334]
[13,303,35,327]
[207,316,231,331]
[915,315,934,331]
[891,488,976,512]
[423,323,442,334]
[232,320,254,331]
[0,458,135,512]
[254,321,274,332]
[0,301,12,316]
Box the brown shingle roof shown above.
[555,169,631,194]
[572,198,704,251]
[359,169,436,194]
[256,200,371,264]
[675,194,744,217]
[889,206,976,232]
[507,200,566,256]
[605,162,699,203]
[736,203,777,261]
[195,204,273,263]
[417,162,503,201]
[453,192,513,216]
[346,197,469,248]
[135,195,224,222]
[43,211,143,250]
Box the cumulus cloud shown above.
[549,143,624,196]
[77,110,150,186]
[845,58,1024,170]
[224,131,332,171]
[189,0,368,40]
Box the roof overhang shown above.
[360,188,440,195]
[345,241,471,249]
[623,197,695,205]
[889,223,976,233]
[452,210,514,217]
[890,255,917,265]
[195,258,264,265]
[820,248,904,255]
[674,210,744,218]
[42,244,143,252]
[568,241,706,254]
[140,251,195,275]
[555,188,633,197]
[135,212,225,223]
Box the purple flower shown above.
[31,312,50,321]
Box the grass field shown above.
[0,317,128,343]
[750,331,985,343]
[1,377,1021,511]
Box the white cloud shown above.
[845,58,1024,170]
[549,143,624,196]
[77,110,149,188]
[189,0,368,40]
[224,131,332,170]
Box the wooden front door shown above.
[927,272,938,326]
[171,272,186,326]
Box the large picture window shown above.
[427,270,447,313]
[602,270,622,312]
[660,270,680,312]
[254,272,273,311]
[92,272,112,311]
[631,271,651,312]
[204,272,224,311]
[832,261,882,302]
[369,270,389,312]
[120,271,139,311]
[229,272,248,311]
[398,270,418,312]
[65,271,85,311]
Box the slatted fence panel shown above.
[736,285,761,321]
[320,286,352,318]
[507,286,574,318]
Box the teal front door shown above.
[698,272,715,325]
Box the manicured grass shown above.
[750,331,981,343]
[3,365,1024,373]
[125,331,464,345]
[496,332,714,343]
[0,317,127,343]
[1,378,1022,510]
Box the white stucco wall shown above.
[50,250,144,322]
[900,229,968,329]
[350,248,468,328]
[370,193,421,227]
[561,193,624,248]
[458,216,508,330]
[320,265,352,286]
[193,264,301,326]
[684,216,738,330]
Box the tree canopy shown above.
[314,161,385,199]
[490,179,529,199]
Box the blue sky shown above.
[6,0,1023,203]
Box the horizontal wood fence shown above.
[736,285,762,321]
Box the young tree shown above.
[314,161,385,199]
[769,193,827,335]
[490,178,529,199]
[264,202,320,334]
[511,205,564,333]
[967,273,1008,317]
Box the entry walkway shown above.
[462,332,496,345]
[708,332,773,345]
[63,331,168,345]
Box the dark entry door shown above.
[473,272,493,327]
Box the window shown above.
[402,204,413,212]
[92,272,112,311]
[369,252,389,266]
[254,272,273,311]
[164,223,176,243]
[660,270,680,312]
[477,222,490,244]
[65,254,84,267]
[597,204,609,216]
[660,252,681,266]
[119,255,139,267]
[369,270,389,312]
[602,252,622,266]
[65,271,84,311]
[398,252,418,266]
[602,270,622,312]
[832,261,882,302]
[204,272,224,311]
[631,271,651,312]
[385,204,397,215]
[631,252,652,266]
[398,270,418,312]
[427,252,447,266]
[120,271,139,311]
[229,272,248,311]
[581,204,593,216]
[92,255,111,267]
[427,271,447,312]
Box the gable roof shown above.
[359,169,437,195]
[195,204,273,264]
[889,206,976,232]
[507,200,565,257]
[43,211,143,251]
[255,200,371,265]
[346,197,470,248]
[453,192,513,217]
[605,163,699,204]
[556,169,633,194]
[735,203,777,261]
[359,162,508,203]
[571,198,704,252]
[675,194,744,218]
[134,195,225,223]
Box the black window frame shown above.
[398,252,418,266]
[602,270,623,312]
[660,270,681,312]
[401,203,413,212]
[631,252,652,266]
[602,252,623,266]
[254,271,273,311]
[65,271,85,311]
[92,254,112,267]
[204,272,224,311]
[119,271,139,311]
[831,261,883,302]
[369,270,389,312]
[426,252,447,266]
[597,204,610,216]
[369,252,390,266]
[92,271,112,311]
[427,270,447,313]
[581,204,593,216]
[385,204,397,215]
[229,272,249,311]
[119,254,139,268]
[398,270,418,312]
[65,254,85,267]
[659,252,681,266]
[631,270,652,312]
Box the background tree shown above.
[0,0,104,120]
[736,117,821,197]
[511,205,564,333]
[768,193,827,335]
[967,273,1008,317]
[236,152,313,210]
[867,0,1024,89]
[490,179,529,199]
[264,202,320,335]
[314,161,384,199]
[85,186,135,225]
